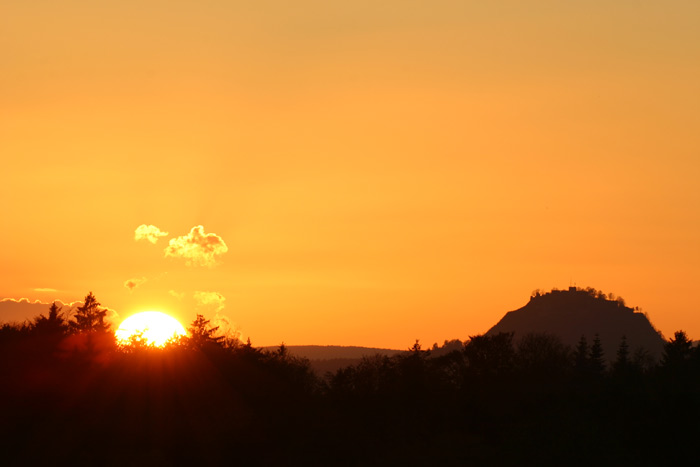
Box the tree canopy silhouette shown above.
[3,289,700,464]
[32,302,67,336]
[187,313,224,347]
[70,292,110,333]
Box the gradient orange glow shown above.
[2,2,699,348]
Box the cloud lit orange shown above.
[164,225,228,267]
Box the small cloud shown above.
[33,288,58,293]
[135,224,169,244]
[169,290,185,300]
[106,308,120,326]
[124,277,147,292]
[164,225,228,267]
[193,291,226,313]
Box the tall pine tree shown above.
[71,292,110,333]
[589,334,606,375]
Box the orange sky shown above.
[2,2,699,348]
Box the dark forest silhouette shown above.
[2,289,700,465]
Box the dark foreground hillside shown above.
[2,325,700,466]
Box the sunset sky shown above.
[2,1,699,349]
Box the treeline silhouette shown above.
[2,293,700,465]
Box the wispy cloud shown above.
[134,224,169,244]
[193,291,237,339]
[169,290,185,300]
[193,291,226,312]
[33,288,57,293]
[124,277,147,292]
[164,225,228,267]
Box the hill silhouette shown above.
[487,287,665,360]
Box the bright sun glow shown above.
[115,311,187,347]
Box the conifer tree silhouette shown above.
[589,334,605,375]
[188,314,224,347]
[613,335,630,375]
[33,302,67,335]
[661,330,693,371]
[70,292,110,333]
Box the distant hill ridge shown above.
[264,287,666,368]
[487,287,666,360]
[261,345,401,361]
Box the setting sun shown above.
[115,311,187,347]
